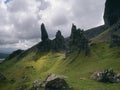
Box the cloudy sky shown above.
[0,0,106,53]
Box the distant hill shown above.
[85,25,107,39]
[5,49,24,60]
[0,53,9,59]
[91,19,120,43]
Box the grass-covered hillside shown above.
[1,42,120,90]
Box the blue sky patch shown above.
[4,0,12,4]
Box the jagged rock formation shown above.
[69,24,89,55]
[52,30,66,51]
[39,24,66,52]
[104,0,120,26]
[36,23,90,55]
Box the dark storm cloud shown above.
[0,0,106,51]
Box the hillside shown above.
[1,42,120,90]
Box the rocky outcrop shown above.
[110,34,120,47]
[41,23,49,41]
[69,24,89,55]
[103,0,120,47]
[38,24,66,52]
[32,74,69,90]
[38,23,90,55]
[42,74,69,90]
[108,20,120,47]
[52,30,66,51]
[32,80,41,89]
[104,0,120,26]
[91,69,120,83]
[38,39,52,52]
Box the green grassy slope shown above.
[0,42,120,90]
[91,20,120,43]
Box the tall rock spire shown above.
[70,24,77,39]
[41,23,49,41]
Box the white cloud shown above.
[0,0,106,52]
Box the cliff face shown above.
[103,0,120,47]
[104,0,120,26]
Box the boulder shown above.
[41,74,69,90]
[32,80,41,88]
[45,78,69,90]
[91,68,120,83]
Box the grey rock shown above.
[45,78,69,90]
[110,34,120,47]
[38,39,52,52]
[41,74,69,90]
[91,68,120,83]
[33,80,41,88]
[52,30,66,51]
[69,24,89,55]
[104,0,120,26]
